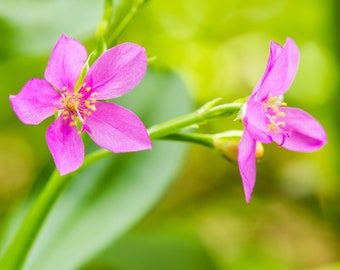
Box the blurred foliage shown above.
[0,0,340,269]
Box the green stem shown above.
[91,0,113,62]
[97,0,113,40]
[163,133,214,148]
[147,102,242,139]
[0,171,73,270]
[0,101,242,270]
[107,0,147,46]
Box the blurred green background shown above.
[0,0,339,269]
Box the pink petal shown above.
[244,101,272,143]
[85,102,152,152]
[238,128,257,203]
[254,38,300,102]
[251,41,283,96]
[44,34,88,91]
[10,78,61,125]
[85,43,147,100]
[46,116,84,175]
[271,107,327,152]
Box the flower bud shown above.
[213,131,264,164]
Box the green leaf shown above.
[83,231,219,270]
[21,69,192,270]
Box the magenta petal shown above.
[46,117,84,175]
[238,129,257,203]
[85,43,147,100]
[244,101,272,143]
[251,41,283,96]
[44,34,88,91]
[10,78,61,125]
[254,38,300,102]
[271,107,327,152]
[85,102,152,152]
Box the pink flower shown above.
[238,38,327,202]
[10,34,152,175]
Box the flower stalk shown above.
[0,171,73,270]
[147,101,242,139]
[107,0,148,46]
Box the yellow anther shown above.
[268,94,276,102]
[69,121,76,126]
[267,124,272,132]
[271,105,279,112]
[63,111,69,115]
[91,92,99,97]
[62,86,67,91]
[85,87,91,92]
[277,121,286,127]
[264,94,288,135]
[54,107,58,113]
[276,111,286,117]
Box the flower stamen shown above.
[263,95,291,139]
[262,95,294,146]
[57,85,97,134]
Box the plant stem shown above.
[0,101,242,270]
[163,133,214,147]
[148,102,242,139]
[108,0,148,46]
[0,171,73,270]
[97,0,113,40]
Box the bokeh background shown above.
[0,0,339,269]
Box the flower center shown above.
[263,94,292,145]
[64,95,80,111]
[55,84,98,134]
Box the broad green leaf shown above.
[21,69,192,270]
[83,231,219,270]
